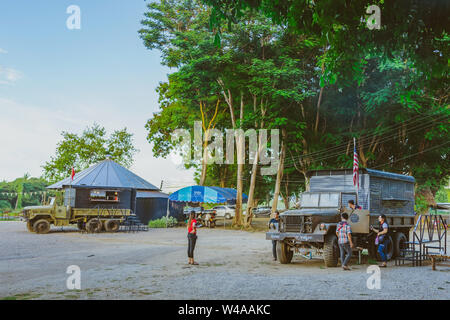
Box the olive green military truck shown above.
[22,197,131,234]
[267,169,416,266]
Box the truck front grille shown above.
[283,215,313,233]
[284,216,302,233]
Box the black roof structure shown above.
[47,159,159,191]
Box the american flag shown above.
[353,142,359,189]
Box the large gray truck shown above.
[266,169,416,266]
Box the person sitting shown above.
[348,200,362,210]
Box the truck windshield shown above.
[301,193,339,208]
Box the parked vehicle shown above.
[213,205,235,219]
[183,206,204,216]
[266,169,415,266]
[252,206,272,216]
[22,197,131,234]
[183,206,217,228]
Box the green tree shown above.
[42,124,138,183]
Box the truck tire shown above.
[276,241,293,264]
[393,232,407,258]
[33,219,50,234]
[323,234,339,267]
[26,220,35,232]
[104,220,120,232]
[86,219,102,233]
[370,235,394,261]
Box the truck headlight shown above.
[319,223,327,231]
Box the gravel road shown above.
[0,221,448,300]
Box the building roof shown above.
[307,168,415,183]
[47,159,160,191]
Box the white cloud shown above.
[0,66,23,85]
[0,48,7,54]
[0,98,195,187]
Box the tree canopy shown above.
[42,124,138,183]
[140,0,449,220]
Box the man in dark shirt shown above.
[348,200,362,210]
[268,211,280,261]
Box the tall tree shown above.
[43,124,138,183]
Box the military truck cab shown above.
[267,169,415,266]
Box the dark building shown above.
[47,158,170,224]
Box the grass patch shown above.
[148,216,178,228]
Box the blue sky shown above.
[0,0,194,190]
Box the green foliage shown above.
[0,176,50,210]
[435,186,449,203]
[148,216,178,228]
[141,0,449,205]
[42,124,138,183]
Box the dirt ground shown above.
[0,221,449,300]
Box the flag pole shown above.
[353,137,358,205]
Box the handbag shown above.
[375,235,379,245]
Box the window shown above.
[319,193,340,207]
[90,190,120,202]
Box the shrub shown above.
[148,216,178,228]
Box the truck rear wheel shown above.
[86,219,102,233]
[323,234,339,267]
[393,232,407,258]
[34,219,50,234]
[370,235,394,261]
[276,241,293,264]
[104,220,120,232]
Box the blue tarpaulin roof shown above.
[169,186,248,204]
[47,159,159,191]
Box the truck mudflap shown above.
[266,232,325,242]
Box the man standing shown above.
[336,213,354,270]
[268,211,280,261]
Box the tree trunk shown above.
[271,134,286,213]
[233,92,245,227]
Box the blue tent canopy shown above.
[169,186,248,204]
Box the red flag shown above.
[71,167,75,181]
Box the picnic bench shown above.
[428,254,450,271]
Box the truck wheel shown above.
[371,235,394,261]
[393,232,407,258]
[26,221,35,232]
[276,241,293,264]
[104,220,120,232]
[33,219,50,234]
[86,219,102,233]
[323,234,339,267]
